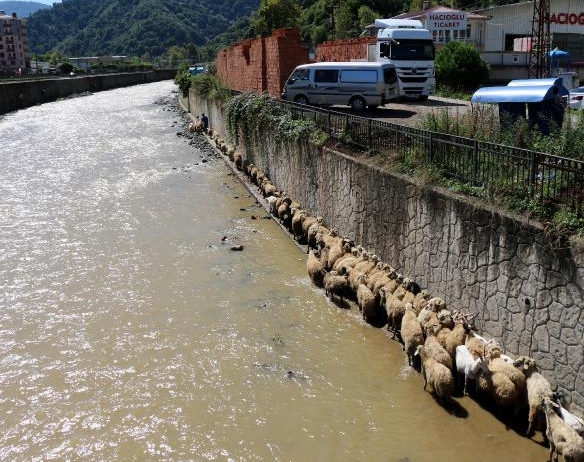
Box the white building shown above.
[476,0,584,84]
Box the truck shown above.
[374,19,435,101]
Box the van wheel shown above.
[294,95,309,105]
[350,97,366,111]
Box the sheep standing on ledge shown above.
[542,397,584,462]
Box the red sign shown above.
[548,12,584,25]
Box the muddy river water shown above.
[0,80,548,461]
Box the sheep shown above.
[465,334,487,360]
[455,344,489,395]
[370,267,398,296]
[424,334,452,371]
[514,355,555,435]
[327,240,352,272]
[291,209,307,242]
[307,249,326,288]
[541,397,584,462]
[412,288,431,314]
[266,195,279,216]
[475,367,520,414]
[439,319,468,361]
[382,285,408,337]
[558,404,584,438]
[277,196,293,226]
[356,274,382,325]
[307,218,327,252]
[332,246,362,274]
[365,262,390,291]
[233,151,243,170]
[351,254,379,289]
[400,303,425,367]
[353,252,379,275]
[416,343,456,403]
[323,270,352,303]
[417,296,446,329]
[261,179,278,197]
[378,271,404,296]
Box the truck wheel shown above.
[350,97,366,111]
[294,95,309,105]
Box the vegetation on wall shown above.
[225,92,327,147]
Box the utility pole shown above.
[528,0,551,78]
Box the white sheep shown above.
[400,303,425,367]
[541,397,584,462]
[455,344,489,395]
[514,355,555,435]
[558,404,584,438]
[416,343,456,403]
[266,195,279,216]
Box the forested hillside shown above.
[27,0,259,57]
[0,1,48,17]
[24,0,522,59]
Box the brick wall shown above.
[315,37,374,62]
[216,28,309,98]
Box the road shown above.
[331,96,473,127]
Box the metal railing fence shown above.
[275,99,584,214]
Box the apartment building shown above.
[0,11,29,74]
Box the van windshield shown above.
[287,68,309,84]
[380,39,435,61]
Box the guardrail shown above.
[275,99,584,213]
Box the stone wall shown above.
[0,70,175,115]
[215,28,309,98]
[184,90,584,414]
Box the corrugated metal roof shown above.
[471,80,569,103]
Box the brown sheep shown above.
[307,249,325,288]
[416,343,456,403]
[401,304,425,367]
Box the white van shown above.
[281,62,399,111]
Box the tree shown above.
[435,41,489,91]
[250,0,302,38]
[357,5,379,30]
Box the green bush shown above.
[435,41,489,91]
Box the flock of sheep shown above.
[189,119,584,461]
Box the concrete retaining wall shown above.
[184,90,584,414]
[0,70,175,115]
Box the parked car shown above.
[567,86,584,109]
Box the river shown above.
[0,81,548,461]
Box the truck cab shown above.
[375,19,436,100]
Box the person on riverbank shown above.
[201,113,208,131]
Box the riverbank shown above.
[0,70,175,115]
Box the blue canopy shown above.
[471,78,568,103]
[550,48,571,70]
